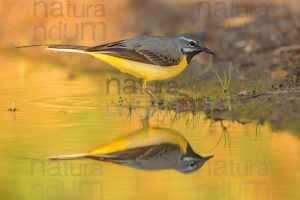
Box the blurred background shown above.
[0,0,299,44]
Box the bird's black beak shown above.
[186,145,214,161]
[201,47,215,55]
[203,155,214,161]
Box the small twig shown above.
[8,99,17,112]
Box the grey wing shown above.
[85,38,180,66]
[87,143,181,164]
[16,36,181,66]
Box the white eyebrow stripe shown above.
[178,36,197,43]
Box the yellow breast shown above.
[89,128,188,156]
[89,53,188,81]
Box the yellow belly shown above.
[89,53,188,81]
[89,128,188,156]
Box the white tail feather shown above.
[48,153,87,160]
[47,47,86,54]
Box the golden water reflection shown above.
[0,54,299,200]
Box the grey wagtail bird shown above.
[49,127,213,173]
[17,33,214,94]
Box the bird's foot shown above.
[178,92,190,98]
[145,88,158,99]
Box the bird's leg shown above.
[142,79,147,90]
[143,80,157,99]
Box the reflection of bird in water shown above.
[49,128,213,173]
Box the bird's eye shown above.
[189,41,196,47]
[189,161,197,167]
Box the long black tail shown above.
[15,44,89,53]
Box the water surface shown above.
[0,54,299,200]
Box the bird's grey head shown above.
[174,144,213,173]
[174,33,214,63]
